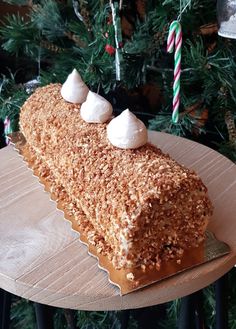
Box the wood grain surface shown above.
[0,131,236,310]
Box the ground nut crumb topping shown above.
[19,84,213,270]
[126,272,135,281]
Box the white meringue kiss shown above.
[80,91,113,123]
[107,109,148,149]
[61,68,89,104]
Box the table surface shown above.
[1,131,236,311]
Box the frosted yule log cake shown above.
[19,69,213,276]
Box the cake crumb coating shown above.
[20,84,213,270]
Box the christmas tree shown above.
[0,0,236,161]
[1,0,236,327]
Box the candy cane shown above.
[167,21,182,123]
[4,116,12,145]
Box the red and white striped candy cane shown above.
[167,20,182,123]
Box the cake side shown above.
[19,84,213,270]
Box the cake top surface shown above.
[20,83,209,224]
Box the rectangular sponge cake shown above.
[19,84,213,271]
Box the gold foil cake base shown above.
[9,132,231,295]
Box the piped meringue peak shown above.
[107,109,148,149]
[80,91,113,123]
[61,69,89,104]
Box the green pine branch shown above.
[0,74,28,131]
[0,14,39,57]
[31,0,66,41]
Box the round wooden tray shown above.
[0,131,236,310]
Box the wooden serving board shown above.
[0,131,236,310]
